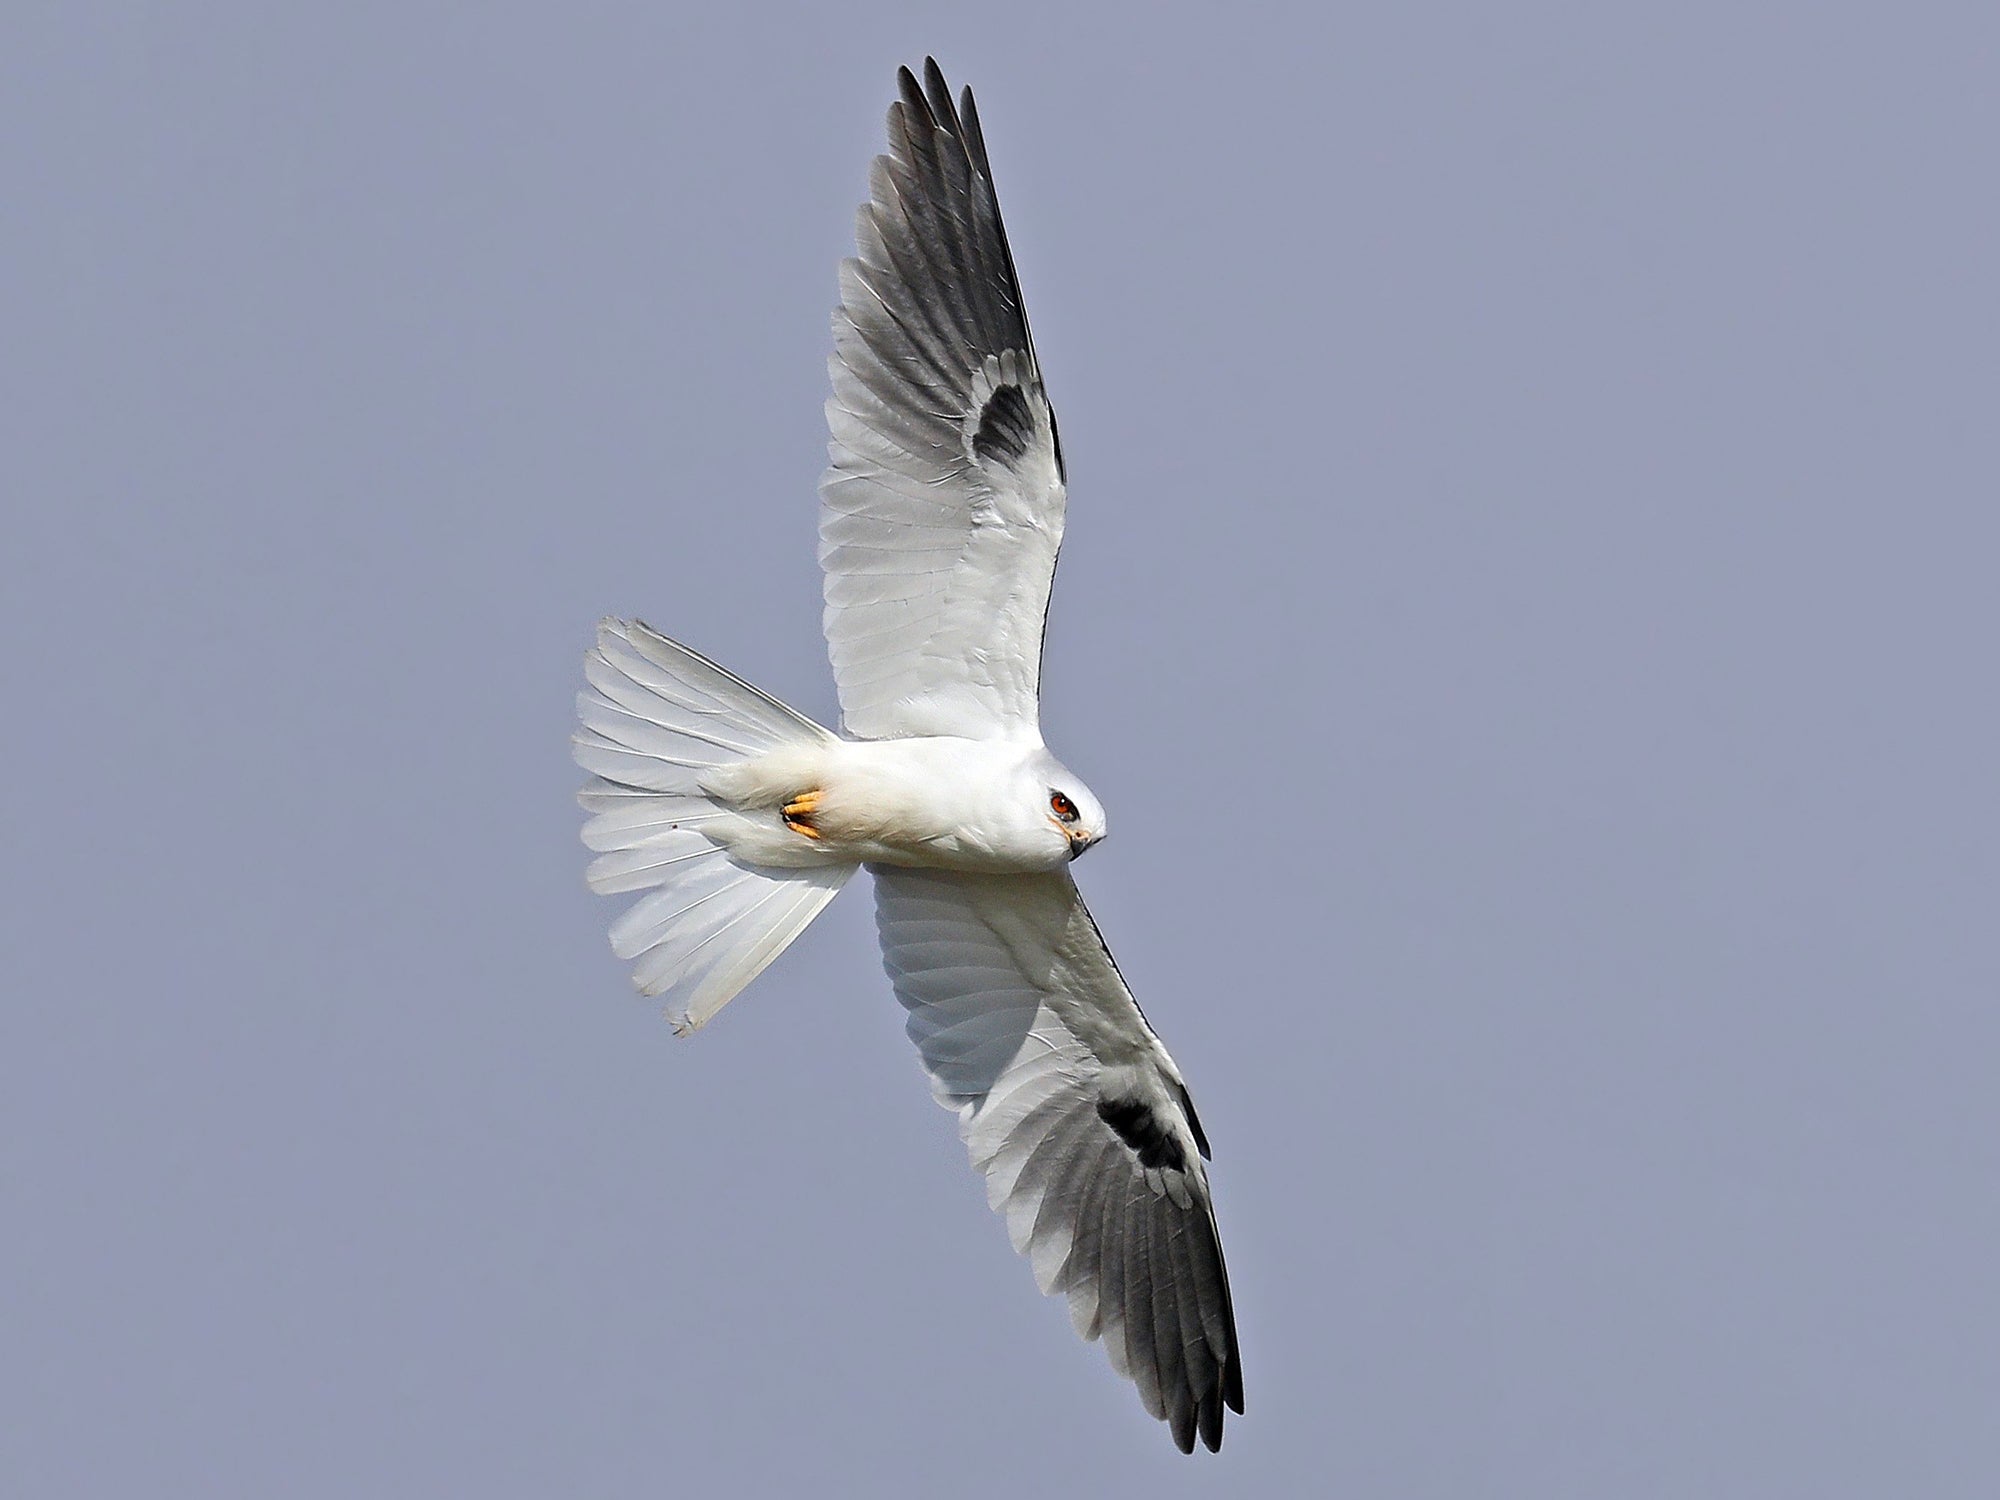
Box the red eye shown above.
[1049,791,1079,823]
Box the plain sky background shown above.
[6,3,1998,1495]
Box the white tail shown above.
[574,618,854,1033]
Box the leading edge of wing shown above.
[870,865,1244,1452]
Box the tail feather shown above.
[579,617,827,764]
[575,619,853,1033]
[581,795,730,853]
[587,825,720,896]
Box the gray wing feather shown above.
[871,865,1244,1453]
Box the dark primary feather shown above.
[847,60,1063,478]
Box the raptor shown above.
[575,60,1243,1452]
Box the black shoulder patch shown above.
[971,381,1036,468]
[1096,1094,1190,1174]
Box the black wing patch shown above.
[1096,1094,1192,1173]
[971,379,1037,468]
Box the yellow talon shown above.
[782,789,823,839]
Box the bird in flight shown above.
[574,58,1243,1453]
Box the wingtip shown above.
[1199,1384,1228,1451]
[592,615,649,652]
[895,62,927,124]
[922,55,950,112]
[897,57,970,141]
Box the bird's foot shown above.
[781,789,823,839]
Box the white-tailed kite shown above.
[575,59,1243,1453]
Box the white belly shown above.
[698,735,1073,873]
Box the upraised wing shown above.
[871,866,1244,1452]
[821,60,1066,742]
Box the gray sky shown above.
[7,2,1999,1495]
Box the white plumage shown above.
[574,59,1243,1452]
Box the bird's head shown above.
[1031,753,1105,862]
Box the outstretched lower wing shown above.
[870,866,1244,1453]
[821,59,1066,741]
